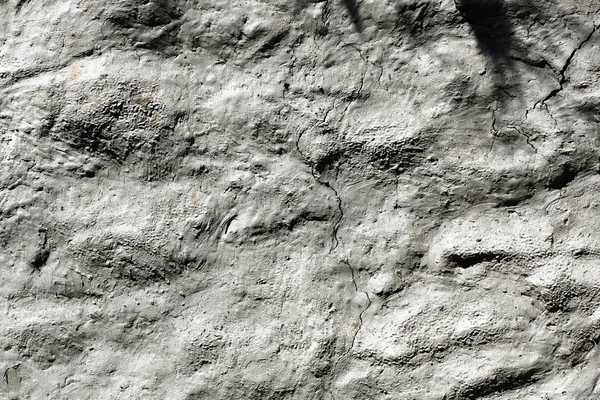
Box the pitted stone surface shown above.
[2,0,600,398]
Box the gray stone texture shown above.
[2,0,600,398]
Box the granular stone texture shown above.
[1,0,600,398]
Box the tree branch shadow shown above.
[454,0,521,107]
[341,0,364,32]
[293,0,364,32]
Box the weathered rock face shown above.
[1,0,600,398]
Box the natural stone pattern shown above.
[1,0,600,398]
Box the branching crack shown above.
[490,102,548,159]
[341,41,382,74]
[535,24,598,108]
[506,125,548,160]
[338,65,368,121]
[339,41,383,118]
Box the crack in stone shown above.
[341,41,382,73]
[325,259,372,400]
[488,103,499,155]
[535,24,598,108]
[510,55,559,75]
[3,364,20,386]
[339,67,368,122]
[295,107,375,399]
[506,125,548,160]
[341,259,372,352]
[295,125,344,252]
[338,41,383,119]
[490,104,548,159]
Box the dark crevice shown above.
[446,251,507,269]
[342,259,372,352]
[29,231,49,272]
[29,249,50,272]
[15,0,30,12]
[287,211,330,231]
[547,162,578,189]
[509,55,559,74]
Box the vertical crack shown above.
[295,125,344,252]
[339,67,368,121]
[487,103,499,155]
[293,42,378,394]
[341,259,372,353]
[322,259,372,399]
[338,41,383,119]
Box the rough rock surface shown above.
[1,0,600,398]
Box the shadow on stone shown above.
[341,0,363,32]
[292,0,363,33]
[454,0,521,103]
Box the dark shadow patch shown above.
[454,0,522,105]
[29,248,50,271]
[454,0,513,60]
[547,162,578,189]
[341,0,363,32]
[314,149,344,175]
[448,365,547,399]
[394,1,436,35]
[102,0,184,56]
[446,251,507,269]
